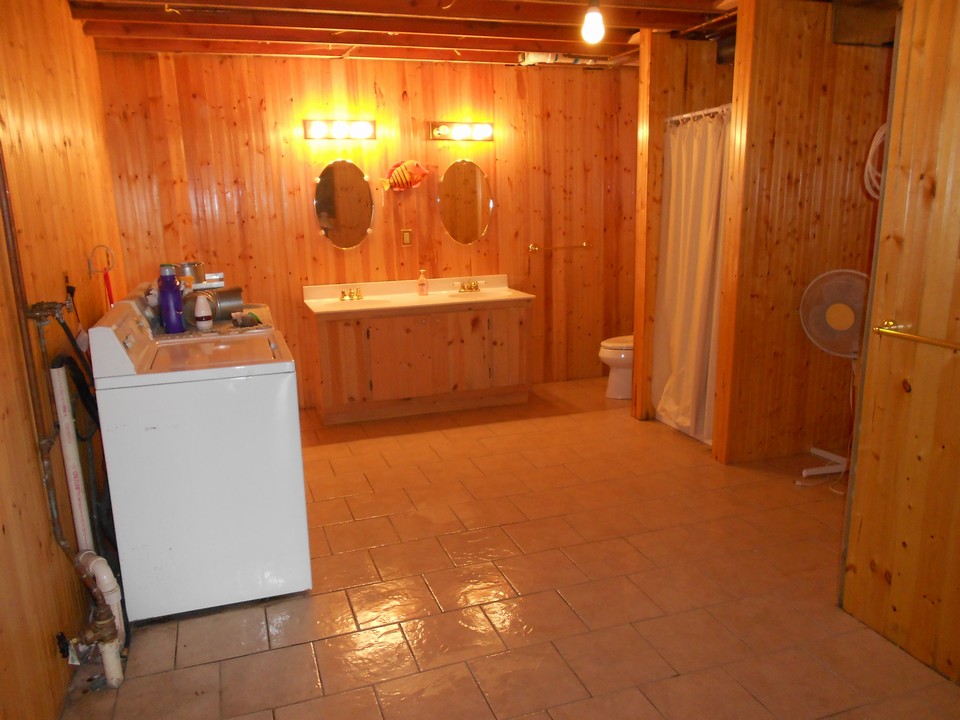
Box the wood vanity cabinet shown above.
[315,303,530,424]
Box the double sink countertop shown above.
[303,274,535,320]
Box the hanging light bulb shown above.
[581,0,605,44]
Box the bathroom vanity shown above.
[304,275,534,424]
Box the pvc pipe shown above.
[99,637,124,688]
[51,366,94,552]
[78,550,125,651]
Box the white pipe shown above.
[78,550,125,652]
[51,366,94,552]
[99,637,124,688]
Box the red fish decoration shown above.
[383,160,429,192]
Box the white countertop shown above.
[303,274,535,318]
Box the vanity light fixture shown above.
[429,121,494,142]
[581,0,605,45]
[303,119,376,140]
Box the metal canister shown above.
[175,261,205,287]
[183,287,244,325]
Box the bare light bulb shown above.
[581,2,605,45]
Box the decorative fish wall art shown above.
[382,160,429,192]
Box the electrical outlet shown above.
[401,229,412,246]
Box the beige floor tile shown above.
[403,606,505,670]
[424,439,493,462]
[828,681,960,719]
[220,643,323,718]
[113,664,219,720]
[481,590,588,648]
[629,563,735,613]
[708,594,832,654]
[519,442,586,470]
[439,527,522,566]
[496,549,589,594]
[226,710,273,720]
[696,550,791,598]
[124,622,177,679]
[548,687,663,720]
[559,576,663,629]
[562,538,655,579]
[626,494,703,530]
[502,516,584,553]
[266,592,357,648]
[308,472,372,501]
[642,667,774,719]
[306,498,352,528]
[176,605,268,667]
[309,550,381,594]
[459,470,527,499]
[562,507,649,541]
[376,664,494,720]
[424,562,516,610]
[314,625,418,694]
[404,480,475,509]
[506,488,583,520]
[364,464,432,492]
[634,608,752,673]
[325,515,401,553]
[777,577,865,636]
[741,506,835,543]
[470,642,589,718]
[620,470,691,501]
[554,624,675,695]
[471,451,536,475]
[389,505,465,541]
[370,537,455,580]
[685,516,770,554]
[564,479,640,510]
[518,465,584,492]
[627,525,717,566]
[329,452,390,476]
[725,647,867,719]
[274,687,383,720]
[346,435,403,455]
[451,496,527,529]
[755,537,841,585]
[379,444,443,469]
[347,576,441,629]
[308,525,331,558]
[804,628,946,700]
[346,489,415,519]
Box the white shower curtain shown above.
[651,106,729,445]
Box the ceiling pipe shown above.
[673,10,738,40]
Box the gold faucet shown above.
[459,280,480,293]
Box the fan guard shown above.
[800,269,869,358]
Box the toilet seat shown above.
[601,335,633,351]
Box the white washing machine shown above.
[90,293,311,621]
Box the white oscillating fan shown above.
[798,269,869,481]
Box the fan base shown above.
[798,447,847,483]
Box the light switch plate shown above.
[401,229,412,246]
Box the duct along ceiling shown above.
[67,0,734,64]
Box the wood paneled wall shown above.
[0,0,124,717]
[633,33,734,419]
[96,54,639,410]
[712,0,890,463]
[843,0,960,681]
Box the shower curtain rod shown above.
[665,103,732,126]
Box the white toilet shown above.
[599,335,634,399]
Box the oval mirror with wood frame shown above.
[314,160,374,249]
[438,159,493,245]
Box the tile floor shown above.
[62,379,960,720]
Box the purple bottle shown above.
[158,264,185,334]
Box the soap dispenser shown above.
[417,268,429,296]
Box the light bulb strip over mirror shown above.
[581,0,605,45]
[303,119,376,140]
[429,121,494,142]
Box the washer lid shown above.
[150,334,280,373]
[601,335,634,350]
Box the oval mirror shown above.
[438,159,493,245]
[314,160,374,249]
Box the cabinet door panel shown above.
[441,310,491,392]
[368,315,440,401]
[318,319,370,406]
[489,306,529,386]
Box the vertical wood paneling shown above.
[843,0,960,681]
[0,0,124,717]
[633,33,735,418]
[97,55,638,410]
[712,0,890,463]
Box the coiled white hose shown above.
[864,122,887,200]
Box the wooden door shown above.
[842,0,960,681]
[317,319,370,408]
